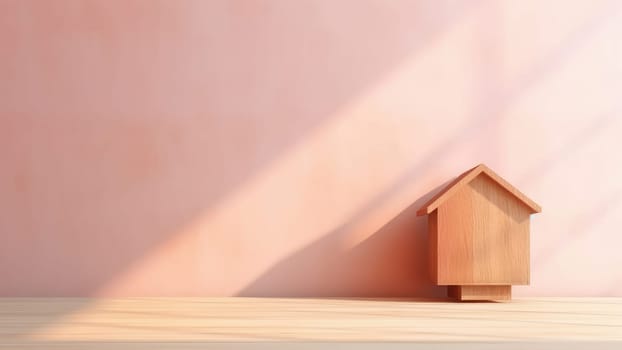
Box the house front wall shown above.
[435,174,531,285]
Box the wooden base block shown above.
[448,285,512,301]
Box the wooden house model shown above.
[417,164,541,301]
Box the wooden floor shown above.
[1,297,621,349]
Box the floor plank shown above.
[1,297,621,349]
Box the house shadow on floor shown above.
[237,183,451,299]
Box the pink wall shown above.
[1,0,622,297]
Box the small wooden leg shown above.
[448,285,511,301]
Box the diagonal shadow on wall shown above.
[237,0,622,298]
[237,181,450,297]
[0,0,480,297]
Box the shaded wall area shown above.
[1,0,621,297]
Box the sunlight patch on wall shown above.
[94,7,485,296]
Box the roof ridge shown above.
[416,164,541,216]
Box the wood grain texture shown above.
[470,175,530,284]
[0,297,621,348]
[417,164,541,215]
[437,183,474,284]
[448,285,511,301]
[428,211,438,283]
[435,174,530,286]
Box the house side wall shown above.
[437,184,475,284]
[428,211,438,284]
[437,174,530,285]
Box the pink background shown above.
[1,0,621,297]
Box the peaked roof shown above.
[416,164,541,216]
